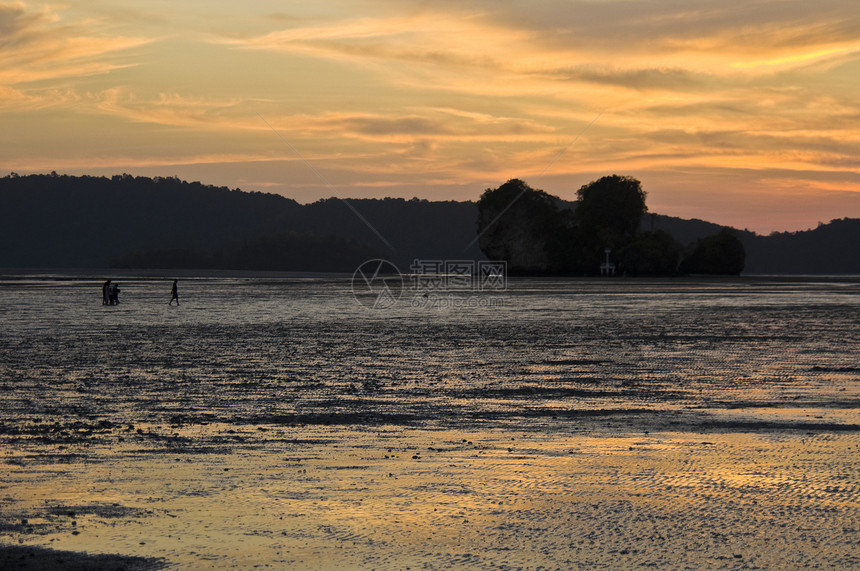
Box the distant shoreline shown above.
[0,268,354,280]
[1,268,858,283]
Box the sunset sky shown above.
[2,0,859,233]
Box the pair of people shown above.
[101,279,179,305]
[102,280,120,305]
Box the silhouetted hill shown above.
[0,173,302,268]
[741,219,860,274]
[301,197,484,270]
[645,214,741,246]
[0,173,482,272]
[1,173,856,274]
[111,231,381,273]
[642,213,860,274]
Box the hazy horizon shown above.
[2,1,860,234]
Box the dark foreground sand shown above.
[0,545,165,570]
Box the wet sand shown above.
[1,276,858,568]
[3,422,859,569]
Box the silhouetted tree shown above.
[575,175,647,252]
[680,228,745,275]
[476,176,684,275]
[476,179,570,273]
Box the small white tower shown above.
[600,248,616,276]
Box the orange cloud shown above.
[0,2,152,86]
[92,87,252,129]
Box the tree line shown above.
[0,173,480,271]
[3,172,856,274]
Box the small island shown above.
[477,176,745,276]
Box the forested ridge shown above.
[1,173,857,274]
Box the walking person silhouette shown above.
[169,279,179,306]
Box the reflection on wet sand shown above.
[3,425,859,569]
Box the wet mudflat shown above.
[1,275,858,569]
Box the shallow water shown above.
[1,275,859,569]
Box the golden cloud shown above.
[0,2,153,87]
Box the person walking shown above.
[169,279,179,306]
[102,279,111,305]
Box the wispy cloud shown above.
[218,11,532,75]
[92,88,251,128]
[0,2,153,86]
[0,84,80,110]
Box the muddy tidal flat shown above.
[1,275,859,569]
